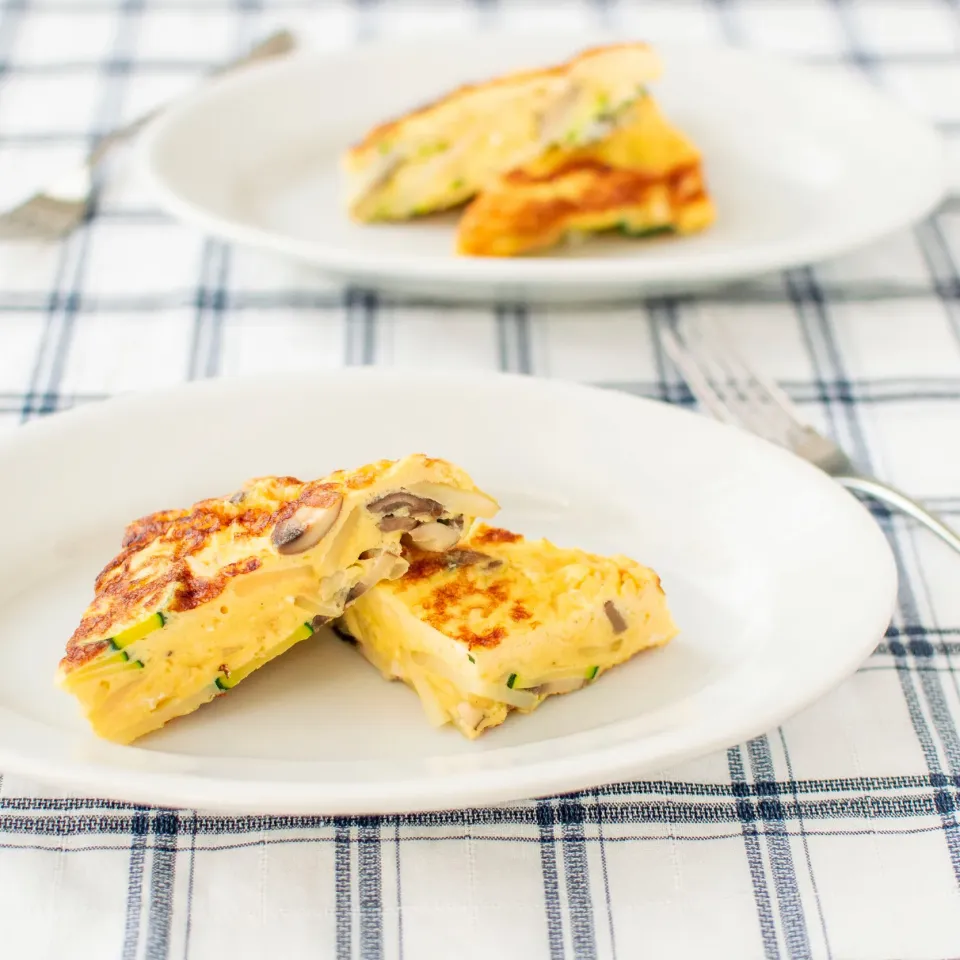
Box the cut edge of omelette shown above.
[456,93,715,257]
[57,455,499,744]
[337,522,678,738]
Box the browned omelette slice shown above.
[56,455,498,744]
[456,93,715,257]
[339,523,677,738]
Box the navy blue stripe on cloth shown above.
[19,240,76,423]
[728,745,780,959]
[4,819,960,855]
[122,810,150,960]
[6,782,960,835]
[914,219,960,348]
[358,818,384,960]
[2,48,960,72]
[14,369,956,419]
[535,800,566,960]
[777,731,832,960]
[0,0,25,88]
[182,812,199,960]
[335,818,352,960]
[4,279,960,311]
[515,302,532,375]
[146,811,179,960]
[493,301,532,374]
[3,49,960,73]
[707,0,741,45]
[746,737,811,959]
[394,820,405,960]
[557,798,597,960]
[345,287,378,366]
[647,301,683,405]
[333,817,353,960]
[188,239,230,380]
[495,303,513,373]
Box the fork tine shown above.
[693,315,809,426]
[685,323,794,443]
[676,316,808,447]
[659,326,739,425]
[678,323,777,435]
[664,323,779,440]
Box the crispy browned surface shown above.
[62,460,400,671]
[456,626,508,648]
[396,543,514,648]
[347,41,653,159]
[473,526,523,545]
[510,602,533,621]
[457,159,709,256]
[384,523,664,653]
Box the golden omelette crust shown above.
[402,555,510,648]
[347,42,654,159]
[396,526,663,650]
[62,460,400,670]
[457,159,708,256]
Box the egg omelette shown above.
[342,42,663,222]
[456,93,715,257]
[337,523,677,738]
[57,455,499,744]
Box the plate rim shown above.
[0,370,898,813]
[140,33,948,294]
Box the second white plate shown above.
[142,33,946,303]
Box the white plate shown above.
[142,34,946,304]
[0,371,895,813]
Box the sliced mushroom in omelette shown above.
[56,455,499,744]
[456,93,715,257]
[337,523,677,738]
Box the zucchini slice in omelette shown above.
[56,455,499,744]
[456,93,715,257]
[338,523,677,738]
[342,42,662,222]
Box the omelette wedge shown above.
[456,93,715,257]
[57,455,499,744]
[338,523,677,737]
[342,42,662,222]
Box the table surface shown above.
[1,2,960,959]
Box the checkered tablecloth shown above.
[2,1,960,958]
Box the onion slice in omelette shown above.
[56,455,498,744]
[337,523,678,737]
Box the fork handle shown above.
[87,29,296,169]
[837,474,960,556]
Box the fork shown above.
[661,320,960,556]
[0,29,297,241]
